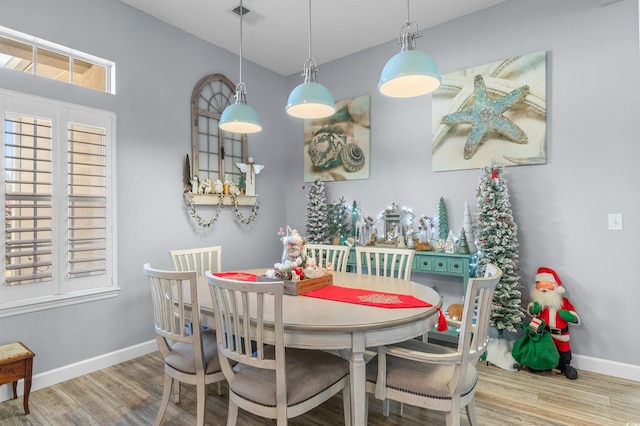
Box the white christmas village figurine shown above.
[191,177,224,194]
[236,157,264,196]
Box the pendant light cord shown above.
[307,0,312,59]
[399,0,420,48]
[303,0,318,80]
[406,0,410,25]
[239,0,244,92]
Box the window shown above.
[0,26,115,94]
[1,89,117,317]
[191,74,247,184]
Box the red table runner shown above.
[303,286,447,331]
[213,272,258,281]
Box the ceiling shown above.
[120,0,508,76]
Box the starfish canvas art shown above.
[432,51,547,172]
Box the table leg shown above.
[350,331,366,426]
[23,357,33,415]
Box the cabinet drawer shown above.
[447,259,465,275]
[416,257,433,272]
[433,258,447,272]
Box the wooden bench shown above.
[0,342,35,415]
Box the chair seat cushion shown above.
[366,342,478,399]
[165,329,221,375]
[230,346,349,407]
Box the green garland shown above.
[186,194,258,227]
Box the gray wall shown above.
[0,0,286,373]
[283,0,640,367]
[0,0,638,376]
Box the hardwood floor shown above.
[1,351,638,425]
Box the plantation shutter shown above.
[67,123,107,278]
[4,113,54,286]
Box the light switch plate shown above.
[608,213,623,231]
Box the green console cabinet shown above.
[347,249,472,290]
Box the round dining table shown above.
[196,269,442,426]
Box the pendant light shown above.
[219,0,262,134]
[379,0,441,98]
[286,0,336,119]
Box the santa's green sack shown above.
[512,318,559,370]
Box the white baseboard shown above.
[0,340,156,403]
[573,354,640,382]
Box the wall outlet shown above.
[608,213,623,231]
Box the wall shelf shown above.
[183,193,258,206]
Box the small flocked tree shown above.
[327,197,352,244]
[463,201,476,253]
[475,159,524,336]
[438,196,449,240]
[351,200,359,239]
[306,179,329,243]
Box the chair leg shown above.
[217,381,223,396]
[172,378,180,403]
[396,401,404,416]
[364,392,369,426]
[343,383,351,426]
[227,400,239,426]
[446,398,462,426]
[382,398,390,417]
[155,374,172,426]
[196,379,206,426]
[466,400,478,426]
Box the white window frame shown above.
[0,25,116,94]
[1,89,118,317]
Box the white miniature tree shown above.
[462,201,476,253]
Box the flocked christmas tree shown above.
[475,159,524,335]
[438,196,449,240]
[306,179,329,243]
[327,197,352,244]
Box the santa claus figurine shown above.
[528,267,580,379]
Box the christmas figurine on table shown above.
[528,267,580,379]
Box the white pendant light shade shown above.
[379,2,441,98]
[286,60,335,119]
[379,49,441,98]
[286,0,336,119]
[219,92,262,134]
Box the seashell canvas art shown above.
[307,131,346,169]
[303,94,370,182]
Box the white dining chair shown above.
[170,245,222,276]
[355,246,414,280]
[206,272,351,426]
[143,263,225,426]
[365,263,503,426]
[304,243,350,272]
[169,245,224,396]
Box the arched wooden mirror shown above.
[191,73,247,186]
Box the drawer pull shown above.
[438,262,443,267]
[422,261,428,266]
[453,263,459,268]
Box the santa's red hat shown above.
[535,267,565,294]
